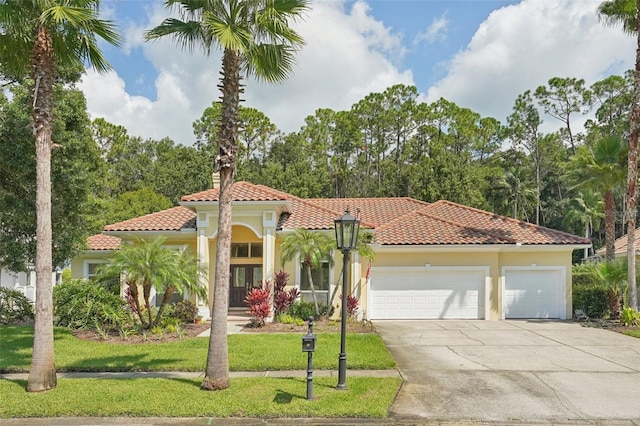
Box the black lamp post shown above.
[334,209,360,390]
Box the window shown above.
[86,262,107,279]
[300,262,330,305]
[231,243,263,258]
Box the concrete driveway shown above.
[374,320,640,422]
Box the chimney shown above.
[212,172,220,189]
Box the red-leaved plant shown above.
[244,281,271,326]
[273,270,300,316]
[340,294,359,319]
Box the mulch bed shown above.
[241,317,377,334]
[72,322,211,344]
[577,318,640,334]
[70,318,377,344]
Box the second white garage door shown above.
[369,267,487,320]
[503,268,565,319]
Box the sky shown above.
[79,0,636,146]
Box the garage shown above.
[368,267,488,320]
[503,268,566,319]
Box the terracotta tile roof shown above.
[421,200,590,245]
[96,182,588,247]
[375,211,517,245]
[86,234,121,250]
[279,198,344,230]
[181,181,290,202]
[104,206,196,232]
[306,197,429,227]
[596,229,640,256]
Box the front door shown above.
[230,265,263,308]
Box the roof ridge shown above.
[430,200,589,242]
[253,183,291,200]
[310,196,430,206]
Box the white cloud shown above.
[80,0,413,144]
[414,15,449,45]
[426,0,635,131]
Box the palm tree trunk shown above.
[203,48,241,391]
[306,264,320,316]
[627,0,640,311]
[127,281,145,326]
[605,190,616,262]
[27,25,57,393]
[154,286,176,326]
[143,283,153,328]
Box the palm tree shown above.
[280,229,334,316]
[566,136,626,261]
[0,0,120,392]
[145,0,309,391]
[563,191,605,260]
[98,237,207,328]
[598,0,640,309]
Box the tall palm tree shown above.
[145,0,308,391]
[0,0,120,392]
[280,229,334,316]
[99,238,208,327]
[598,0,640,309]
[566,135,626,261]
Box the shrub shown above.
[275,313,305,326]
[573,285,609,319]
[172,300,199,323]
[273,270,300,316]
[245,281,271,326]
[287,301,335,320]
[53,279,131,329]
[0,288,34,325]
[621,307,640,327]
[572,263,599,287]
[346,295,359,319]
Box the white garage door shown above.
[503,269,565,319]
[369,268,486,320]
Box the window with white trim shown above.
[300,261,330,305]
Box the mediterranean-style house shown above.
[71,180,590,321]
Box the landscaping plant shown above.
[53,279,130,330]
[272,270,300,316]
[0,288,34,324]
[245,281,271,326]
[621,306,640,327]
[172,300,199,323]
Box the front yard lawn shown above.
[0,376,402,418]
[0,326,396,372]
[623,329,640,338]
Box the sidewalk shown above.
[0,369,400,381]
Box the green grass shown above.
[622,329,640,338]
[0,326,396,372]
[0,377,401,418]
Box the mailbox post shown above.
[302,316,316,400]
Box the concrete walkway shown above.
[0,369,399,381]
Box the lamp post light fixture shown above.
[334,208,360,390]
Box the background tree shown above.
[0,0,120,392]
[598,0,640,310]
[146,0,309,391]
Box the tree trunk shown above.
[605,190,616,262]
[627,0,640,311]
[28,25,57,393]
[154,286,176,326]
[203,48,242,391]
[306,264,320,316]
[143,283,153,328]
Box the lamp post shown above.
[334,209,360,390]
